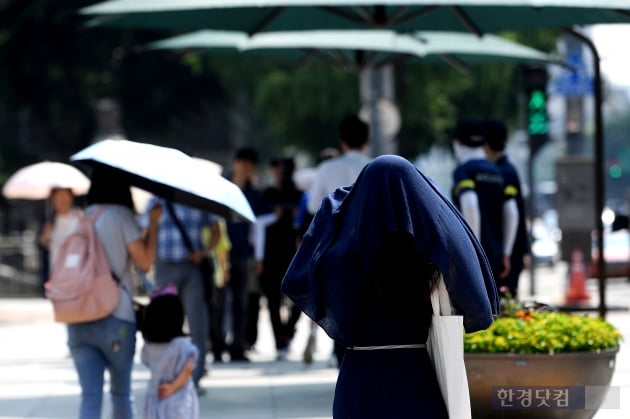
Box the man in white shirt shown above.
[307,115,371,215]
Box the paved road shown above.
[0,262,628,418]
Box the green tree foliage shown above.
[182,29,561,161]
[0,1,233,176]
[252,64,359,155]
[0,1,562,173]
[394,29,560,159]
[0,0,105,169]
[119,50,231,153]
[396,62,522,158]
[197,55,360,160]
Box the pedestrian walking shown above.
[451,118,518,283]
[282,155,498,418]
[224,148,265,362]
[257,157,303,359]
[483,118,530,297]
[38,187,83,287]
[141,284,199,419]
[206,217,231,363]
[67,166,161,419]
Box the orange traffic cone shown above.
[565,246,591,303]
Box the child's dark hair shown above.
[371,231,440,310]
[142,294,185,343]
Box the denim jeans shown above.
[67,315,136,419]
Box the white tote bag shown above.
[427,276,472,419]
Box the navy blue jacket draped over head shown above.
[282,155,498,347]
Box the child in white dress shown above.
[141,285,199,419]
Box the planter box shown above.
[465,349,618,419]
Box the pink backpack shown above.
[45,205,121,323]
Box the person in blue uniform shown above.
[282,155,498,419]
[451,119,519,284]
[483,119,530,297]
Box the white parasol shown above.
[70,139,254,222]
[2,161,91,200]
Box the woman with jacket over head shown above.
[66,166,162,419]
[282,155,499,418]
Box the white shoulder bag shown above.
[427,276,472,419]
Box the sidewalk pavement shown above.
[0,262,629,418]
[0,297,337,419]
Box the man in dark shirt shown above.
[451,119,518,284]
[224,148,264,362]
[483,119,530,297]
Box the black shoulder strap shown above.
[164,201,195,253]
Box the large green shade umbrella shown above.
[147,29,558,71]
[83,0,630,34]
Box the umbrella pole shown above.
[564,28,606,319]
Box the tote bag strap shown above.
[431,275,453,316]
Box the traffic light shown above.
[523,66,549,157]
[528,89,549,135]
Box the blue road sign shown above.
[553,52,593,97]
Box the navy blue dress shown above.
[334,296,447,418]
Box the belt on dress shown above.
[349,344,427,351]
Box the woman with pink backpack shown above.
[65,166,161,419]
